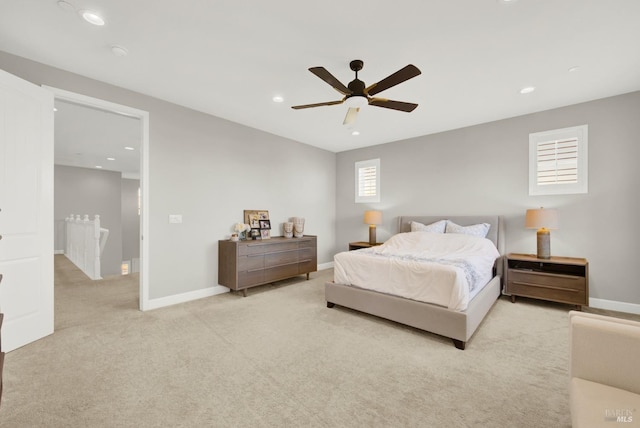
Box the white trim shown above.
[54,249,64,255]
[589,298,640,315]
[317,261,334,271]
[42,86,151,311]
[145,286,229,311]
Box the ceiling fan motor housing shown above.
[291,59,420,115]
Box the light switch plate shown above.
[168,214,182,224]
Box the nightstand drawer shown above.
[508,270,585,291]
[507,271,587,305]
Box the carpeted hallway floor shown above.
[4,254,635,427]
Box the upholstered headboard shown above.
[397,215,504,254]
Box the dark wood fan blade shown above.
[366,64,421,96]
[368,98,418,112]
[309,67,352,95]
[291,99,344,110]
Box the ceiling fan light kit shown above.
[292,59,421,125]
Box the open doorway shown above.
[46,86,150,310]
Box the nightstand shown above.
[505,253,589,310]
[348,241,383,251]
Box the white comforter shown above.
[333,232,500,311]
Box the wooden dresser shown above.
[218,235,317,296]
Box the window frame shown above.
[529,124,588,196]
[355,158,380,203]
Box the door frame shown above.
[44,86,151,310]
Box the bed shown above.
[325,215,504,350]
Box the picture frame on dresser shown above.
[244,210,269,228]
[259,220,271,229]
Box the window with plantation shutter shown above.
[529,125,588,195]
[355,158,380,203]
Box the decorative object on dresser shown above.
[232,222,250,241]
[349,241,382,251]
[525,207,558,259]
[505,253,588,310]
[259,220,271,239]
[219,236,317,297]
[327,215,504,350]
[244,210,269,241]
[283,222,294,238]
[363,210,382,245]
[292,217,305,238]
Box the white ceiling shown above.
[2,0,640,163]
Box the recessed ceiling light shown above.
[520,86,536,94]
[95,165,103,169]
[352,131,360,136]
[498,0,518,3]
[124,146,135,151]
[111,45,128,57]
[272,95,284,103]
[57,1,75,12]
[107,157,115,161]
[568,66,580,72]
[80,10,105,26]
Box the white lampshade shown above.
[525,208,558,230]
[363,210,382,225]
[345,95,368,108]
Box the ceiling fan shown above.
[292,59,421,125]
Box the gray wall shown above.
[121,178,140,263]
[0,50,336,300]
[336,91,640,306]
[54,165,123,277]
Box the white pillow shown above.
[410,219,447,233]
[445,220,490,238]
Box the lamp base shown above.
[536,229,551,259]
[369,225,377,245]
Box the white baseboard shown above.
[144,263,335,311]
[144,285,229,311]
[589,298,640,315]
[54,249,64,255]
[317,261,334,271]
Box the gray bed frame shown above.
[325,215,504,350]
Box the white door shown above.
[0,69,54,352]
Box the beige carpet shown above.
[4,255,633,427]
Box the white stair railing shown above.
[64,214,109,280]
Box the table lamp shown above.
[525,207,559,259]
[363,210,382,245]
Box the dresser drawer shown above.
[298,258,316,274]
[264,263,299,283]
[238,270,263,288]
[265,249,299,267]
[238,254,264,271]
[297,238,316,249]
[239,243,267,256]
